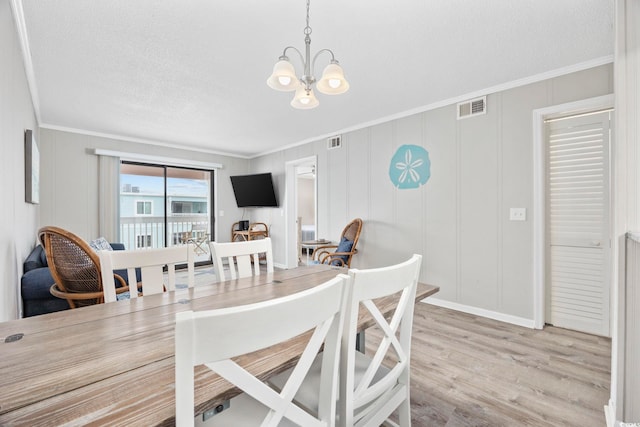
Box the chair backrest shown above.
[99,244,195,303]
[38,226,105,308]
[342,218,363,246]
[186,223,210,255]
[324,218,363,268]
[249,222,269,235]
[343,218,363,267]
[340,254,422,427]
[209,237,274,281]
[175,274,349,427]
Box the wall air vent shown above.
[457,96,487,120]
[327,135,342,150]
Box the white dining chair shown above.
[99,244,196,303]
[209,237,274,281]
[269,254,423,427]
[174,274,350,427]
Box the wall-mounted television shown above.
[230,173,278,208]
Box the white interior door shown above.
[545,110,612,337]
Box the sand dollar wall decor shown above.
[389,144,430,189]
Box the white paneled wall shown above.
[249,64,613,323]
[0,2,39,321]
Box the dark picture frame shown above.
[25,129,40,204]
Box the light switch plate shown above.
[509,208,526,221]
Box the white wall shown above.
[0,1,39,321]
[250,64,613,322]
[38,129,249,244]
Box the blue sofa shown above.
[21,242,129,317]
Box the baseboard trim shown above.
[422,297,536,329]
[604,400,616,427]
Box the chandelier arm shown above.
[281,46,305,67]
[310,48,337,78]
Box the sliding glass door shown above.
[119,162,214,263]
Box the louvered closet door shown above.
[545,110,611,337]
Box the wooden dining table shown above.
[0,264,438,426]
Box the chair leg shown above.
[398,396,411,427]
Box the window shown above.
[171,201,208,215]
[136,234,152,248]
[136,201,152,216]
[119,162,214,265]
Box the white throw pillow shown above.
[89,237,113,252]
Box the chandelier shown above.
[267,0,350,109]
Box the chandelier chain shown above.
[304,0,312,36]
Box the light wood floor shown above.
[366,303,611,427]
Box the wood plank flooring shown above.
[365,303,611,427]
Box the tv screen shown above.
[230,173,278,208]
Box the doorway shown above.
[284,156,317,269]
[533,94,614,337]
[297,164,317,264]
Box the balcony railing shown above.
[119,215,210,251]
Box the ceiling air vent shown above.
[327,135,342,150]
[457,96,487,120]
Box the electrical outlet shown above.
[203,400,230,421]
[509,208,526,221]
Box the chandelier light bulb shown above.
[316,62,349,95]
[291,86,319,109]
[266,59,298,92]
[278,76,292,86]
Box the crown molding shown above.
[10,0,41,124]
[40,123,250,160]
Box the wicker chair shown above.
[313,218,363,267]
[38,226,128,308]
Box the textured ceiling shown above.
[18,0,614,158]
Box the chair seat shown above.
[269,350,390,416]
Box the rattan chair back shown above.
[38,226,109,308]
[342,218,362,248]
[313,218,363,268]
